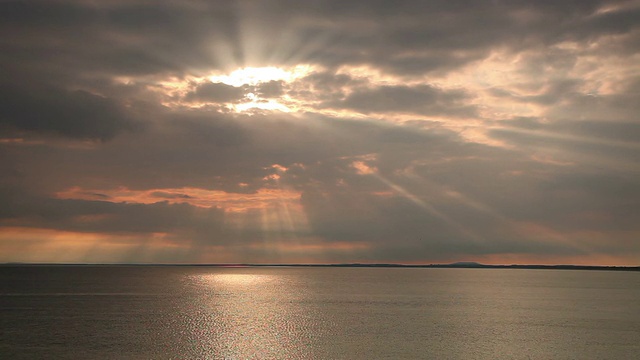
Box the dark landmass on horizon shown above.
[1,262,638,271]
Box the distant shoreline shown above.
[1,262,638,271]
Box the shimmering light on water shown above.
[184,271,310,359]
[1,267,639,359]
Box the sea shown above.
[1,266,638,359]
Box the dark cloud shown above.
[286,72,363,104]
[0,84,138,140]
[330,84,476,116]
[0,188,226,242]
[256,80,285,98]
[572,6,640,40]
[185,82,246,103]
[150,191,193,200]
[1,0,633,81]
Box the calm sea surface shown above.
[0,266,638,359]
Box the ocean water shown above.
[1,266,638,359]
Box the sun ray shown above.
[491,125,640,151]
[376,174,484,242]
[352,160,484,242]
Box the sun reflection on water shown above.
[204,273,271,287]
[182,270,313,359]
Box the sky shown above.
[1,0,639,265]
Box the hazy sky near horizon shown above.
[1,0,639,265]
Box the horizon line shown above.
[1,262,638,270]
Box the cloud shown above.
[0,84,138,140]
[150,191,193,200]
[1,182,221,234]
[1,0,639,264]
[256,80,285,98]
[330,84,476,116]
[185,82,246,103]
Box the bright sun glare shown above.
[210,66,292,87]
[208,65,312,112]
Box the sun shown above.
[209,66,293,87]
[153,65,314,112]
[208,65,312,112]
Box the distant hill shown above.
[449,261,484,267]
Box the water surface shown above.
[1,266,638,359]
